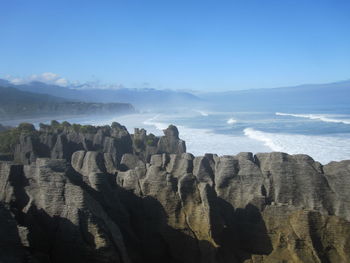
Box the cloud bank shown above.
[5,72,69,87]
[4,73,127,90]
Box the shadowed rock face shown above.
[11,122,186,165]
[156,125,186,155]
[1,123,350,263]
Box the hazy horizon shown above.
[2,73,350,93]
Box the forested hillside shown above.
[0,86,134,120]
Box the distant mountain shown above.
[0,79,201,109]
[3,78,349,113]
[0,79,12,86]
[0,86,134,120]
[199,80,350,112]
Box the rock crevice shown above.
[0,123,349,263]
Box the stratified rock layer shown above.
[0,123,349,263]
[13,122,185,165]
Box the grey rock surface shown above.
[1,123,350,263]
[156,125,186,155]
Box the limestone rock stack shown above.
[0,122,349,262]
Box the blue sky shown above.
[0,0,349,91]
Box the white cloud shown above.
[54,78,68,86]
[3,73,126,90]
[5,72,69,87]
[9,78,26,85]
[71,80,124,90]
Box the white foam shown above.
[244,127,350,164]
[243,128,283,151]
[143,115,269,156]
[195,110,209,116]
[227,118,237,124]
[143,115,168,133]
[276,112,350,125]
[180,126,271,156]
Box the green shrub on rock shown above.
[146,133,157,146]
[51,120,60,127]
[62,121,71,127]
[0,123,37,154]
[80,125,97,134]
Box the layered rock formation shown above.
[0,122,349,263]
[11,121,185,165]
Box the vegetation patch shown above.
[0,123,37,154]
[146,133,158,146]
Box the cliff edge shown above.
[0,122,349,263]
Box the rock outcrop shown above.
[156,125,186,154]
[0,122,350,263]
[9,121,186,166]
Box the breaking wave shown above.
[243,127,350,164]
[243,128,283,151]
[143,115,168,131]
[144,116,269,156]
[276,112,350,125]
[195,110,209,116]
[227,118,237,124]
[57,113,350,165]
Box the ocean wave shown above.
[243,128,283,151]
[227,118,237,124]
[243,127,350,164]
[143,115,269,156]
[195,110,209,116]
[73,113,350,164]
[143,115,168,131]
[276,112,350,125]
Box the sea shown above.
[35,108,350,165]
